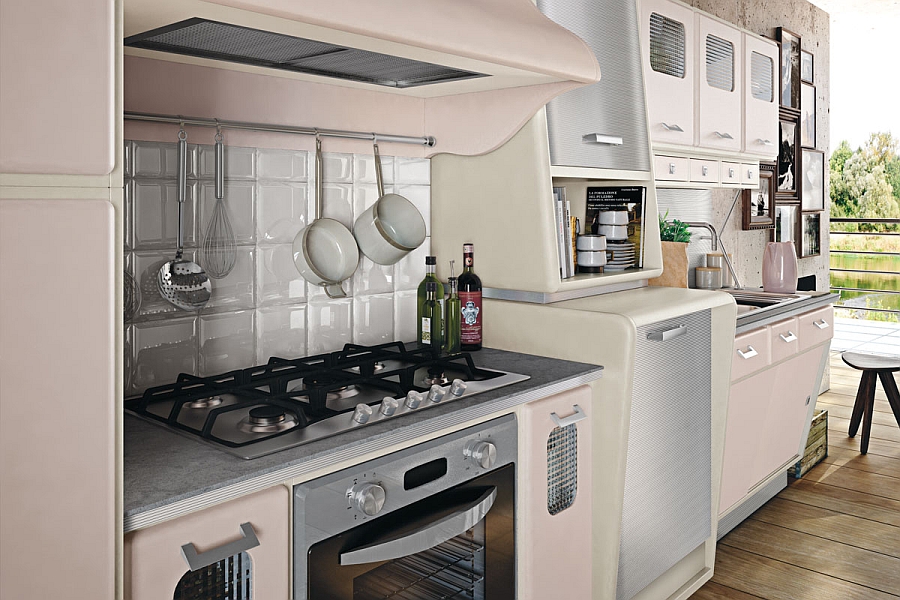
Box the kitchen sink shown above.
[723,289,805,316]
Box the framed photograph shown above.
[802,212,821,256]
[743,163,777,230]
[801,49,814,83]
[778,117,799,193]
[777,28,801,109]
[800,83,816,148]
[774,204,799,255]
[801,148,825,210]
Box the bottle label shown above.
[421,317,431,345]
[459,291,482,344]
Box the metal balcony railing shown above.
[830,218,900,315]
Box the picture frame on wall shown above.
[801,49,814,83]
[778,116,799,193]
[777,28,802,109]
[743,163,777,230]
[800,83,816,148]
[774,204,799,252]
[802,212,821,257]
[801,148,825,211]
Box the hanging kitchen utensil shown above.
[200,125,237,278]
[124,270,141,322]
[353,139,426,265]
[292,136,359,298]
[157,125,212,310]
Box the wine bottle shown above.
[458,243,482,350]
[445,261,461,354]
[421,281,443,351]
[416,256,444,346]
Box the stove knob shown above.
[405,391,423,409]
[380,397,399,416]
[450,379,467,397]
[428,384,446,403]
[352,403,373,424]
[464,440,497,469]
[348,482,386,516]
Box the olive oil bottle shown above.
[416,256,444,346]
[421,281,442,351]
[445,261,461,354]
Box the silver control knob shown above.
[352,403,373,424]
[380,397,399,416]
[348,482,386,516]
[464,440,497,469]
[428,384,446,403]
[450,379,467,397]
[405,390,423,409]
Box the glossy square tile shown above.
[396,185,431,236]
[199,144,256,180]
[199,310,255,375]
[353,294,394,346]
[258,148,308,181]
[256,182,308,244]
[123,180,133,250]
[352,183,387,220]
[123,140,133,179]
[319,183,353,229]
[353,254,393,295]
[395,157,430,185]
[307,275,354,300]
[354,153,394,185]
[124,324,134,394]
[199,181,256,244]
[256,305,307,362]
[393,289,418,343]
[256,244,307,306]
[132,316,198,393]
[132,141,198,179]
[133,249,201,318]
[132,179,197,249]
[308,297,353,354]
[321,152,353,183]
[204,246,255,310]
[394,238,430,291]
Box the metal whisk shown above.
[200,127,236,279]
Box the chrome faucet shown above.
[684,221,743,290]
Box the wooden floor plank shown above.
[829,433,900,459]
[720,519,900,595]
[691,581,765,600]
[796,462,900,500]
[817,400,900,428]
[817,445,900,479]
[710,545,899,600]
[818,391,895,415]
[826,413,900,443]
[779,478,900,527]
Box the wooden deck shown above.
[694,352,900,599]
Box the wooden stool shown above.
[842,352,900,454]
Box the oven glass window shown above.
[173,551,252,600]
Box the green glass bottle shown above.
[417,256,444,346]
[445,261,461,354]
[421,281,443,351]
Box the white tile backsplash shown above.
[125,140,430,395]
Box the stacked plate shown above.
[605,241,636,271]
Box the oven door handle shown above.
[339,487,497,566]
[181,523,259,572]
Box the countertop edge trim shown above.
[734,293,838,334]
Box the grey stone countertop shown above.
[124,347,603,532]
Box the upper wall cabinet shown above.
[697,14,743,152]
[743,33,779,158]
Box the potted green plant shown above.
[649,211,692,288]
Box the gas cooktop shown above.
[125,342,530,459]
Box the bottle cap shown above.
[463,243,474,253]
[425,256,437,265]
[426,281,437,292]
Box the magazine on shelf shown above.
[585,186,647,269]
[552,187,566,278]
[564,198,575,277]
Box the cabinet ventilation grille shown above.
[705,34,734,91]
[174,551,252,600]
[750,51,774,102]
[648,13,686,78]
[547,423,578,515]
[125,18,487,88]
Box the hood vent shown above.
[125,18,487,88]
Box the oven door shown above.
[307,464,514,600]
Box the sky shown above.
[809,0,900,152]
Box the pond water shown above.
[830,251,900,313]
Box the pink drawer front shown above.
[798,305,834,351]
[768,317,800,363]
[732,328,771,381]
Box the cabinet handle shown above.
[737,346,758,360]
[729,167,735,178]
[583,133,624,146]
[779,331,798,343]
[181,523,260,572]
[647,324,687,342]
[714,131,734,139]
[747,168,754,179]
[661,122,684,132]
[756,138,774,146]
[702,165,709,176]
[551,404,587,428]
[813,319,830,329]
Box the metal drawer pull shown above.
[780,331,798,343]
[340,487,496,565]
[669,163,676,175]
[737,346,758,360]
[583,133,624,146]
[661,122,684,132]
[728,167,736,178]
[647,324,687,342]
[714,131,734,139]
[702,165,709,176]
[757,138,774,146]
[181,523,259,571]
[550,404,587,428]
[747,168,754,179]
[813,319,830,329]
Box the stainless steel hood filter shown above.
[125,18,488,88]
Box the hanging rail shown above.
[123,111,436,147]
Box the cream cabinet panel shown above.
[640,0,695,146]
[743,33,779,159]
[696,15,742,152]
[690,158,719,183]
[654,155,690,181]
[721,161,741,184]
[742,162,760,186]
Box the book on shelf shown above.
[564,199,575,277]
[552,186,576,278]
[585,186,647,269]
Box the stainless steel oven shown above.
[294,415,516,600]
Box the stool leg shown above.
[860,378,877,455]
[850,371,876,437]
[878,371,900,429]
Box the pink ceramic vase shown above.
[762,241,798,293]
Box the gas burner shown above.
[237,405,299,434]
[348,362,386,374]
[420,366,449,386]
[186,396,223,409]
[296,373,364,402]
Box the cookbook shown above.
[585,186,646,269]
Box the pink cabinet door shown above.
[0,199,116,600]
[696,14,743,151]
[125,486,290,600]
[0,0,114,175]
[518,386,592,600]
[743,33,779,159]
